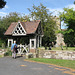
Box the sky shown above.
[0,0,75,29]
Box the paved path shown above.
[0,57,75,75]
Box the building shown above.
[5,20,43,53]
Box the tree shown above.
[0,0,6,9]
[74,1,75,4]
[60,8,75,47]
[0,12,30,30]
[0,12,22,30]
[22,15,30,22]
[28,4,57,47]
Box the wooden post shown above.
[29,38,36,53]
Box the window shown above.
[31,41,34,47]
[30,39,36,49]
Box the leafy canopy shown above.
[28,4,57,46]
[60,8,75,46]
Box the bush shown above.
[0,40,6,48]
[28,53,33,58]
[4,49,12,56]
[0,40,3,47]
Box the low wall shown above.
[38,50,75,60]
[0,49,6,57]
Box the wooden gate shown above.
[17,44,29,55]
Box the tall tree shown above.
[0,12,30,30]
[0,12,22,30]
[28,4,57,47]
[60,8,75,46]
[0,0,6,9]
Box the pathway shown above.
[0,57,75,75]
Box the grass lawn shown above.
[51,47,75,51]
[28,58,75,69]
[38,46,75,51]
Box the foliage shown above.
[74,1,75,4]
[28,3,57,47]
[22,15,30,22]
[0,39,4,47]
[29,58,75,69]
[59,8,75,47]
[4,49,12,56]
[0,12,23,30]
[0,12,30,31]
[0,0,6,9]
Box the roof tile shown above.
[4,20,40,35]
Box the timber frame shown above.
[5,20,43,53]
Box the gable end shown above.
[12,22,26,36]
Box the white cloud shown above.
[48,4,75,16]
[48,8,63,16]
[2,5,9,11]
[0,5,9,17]
[66,4,75,10]
[5,5,9,9]
[0,12,8,17]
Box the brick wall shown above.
[30,49,36,53]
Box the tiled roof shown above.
[4,22,17,35]
[4,20,41,35]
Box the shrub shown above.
[28,53,33,58]
[4,49,12,56]
[0,40,3,47]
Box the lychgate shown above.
[4,20,43,54]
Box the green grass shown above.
[29,58,75,69]
[38,46,75,51]
[52,47,75,51]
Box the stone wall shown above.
[0,49,6,57]
[37,50,75,60]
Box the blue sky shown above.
[0,0,75,29]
